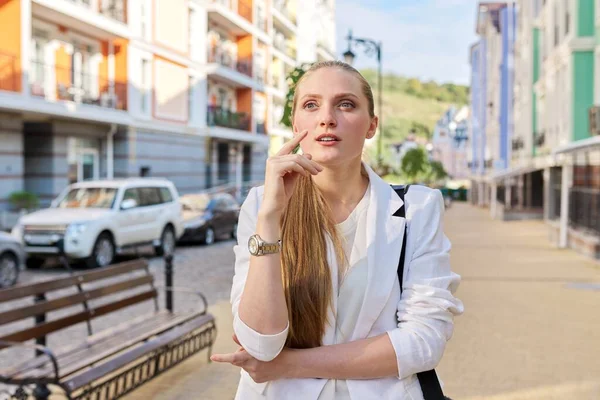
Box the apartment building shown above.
[473,0,600,259]
[0,0,336,210]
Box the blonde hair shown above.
[280,60,375,348]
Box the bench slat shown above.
[3,311,202,380]
[0,275,154,327]
[63,313,215,392]
[0,290,157,344]
[0,259,149,303]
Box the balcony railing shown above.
[207,105,251,131]
[273,36,296,60]
[273,0,297,24]
[29,59,127,110]
[100,0,127,23]
[257,122,266,134]
[569,187,600,235]
[207,51,253,78]
[66,0,127,23]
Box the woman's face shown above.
[293,68,378,166]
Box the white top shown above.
[319,183,370,399]
[230,161,464,400]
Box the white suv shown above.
[12,178,183,269]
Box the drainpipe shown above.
[106,124,117,179]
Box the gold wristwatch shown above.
[248,234,281,256]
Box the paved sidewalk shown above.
[125,202,600,400]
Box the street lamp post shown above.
[343,29,383,168]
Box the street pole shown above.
[343,30,383,170]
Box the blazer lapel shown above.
[350,162,405,341]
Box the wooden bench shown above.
[0,256,216,400]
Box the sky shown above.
[335,0,479,86]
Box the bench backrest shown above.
[0,259,157,345]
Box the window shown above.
[159,187,173,203]
[138,187,162,206]
[58,188,117,209]
[30,31,47,93]
[140,58,149,114]
[188,75,196,123]
[188,7,197,57]
[140,0,148,39]
[122,188,140,206]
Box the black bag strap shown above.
[392,185,448,400]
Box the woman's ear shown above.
[366,116,379,139]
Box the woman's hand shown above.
[260,130,323,218]
[211,335,291,383]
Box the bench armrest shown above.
[0,340,60,384]
[154,285,208,314]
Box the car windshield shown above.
[180,194,210,211]
[57,187,117,209]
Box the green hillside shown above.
[359,68,469,148]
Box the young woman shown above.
[211,61,464,399]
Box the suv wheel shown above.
[86,233,115,269]
[155,226,176,257]
[26,257,45,270]
[0,252,19,288]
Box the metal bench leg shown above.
[32,384,51,400]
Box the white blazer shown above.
[230,162,464,400]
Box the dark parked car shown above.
[0,231,25,288]
[178,193,240,245]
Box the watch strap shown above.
[260,240,281,254]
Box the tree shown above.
[401,147,428,183]
[280,63,313,128]
[427,160,448,184]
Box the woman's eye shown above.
[304,102,317,109]
[340,101,354,108]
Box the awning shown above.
[489,165,543,182]
[553,136,600,155]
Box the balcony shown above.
[99,0,127,23]
[32,0,129,39]
[273,0,296,24]
[272,32,296,64]
[272,0,297,36]
[207,105,251,131]
[207,0,255,37]
[29,59,127,110]
[316,39,335,60]
[207,49,253,78]
[257,121,266,134]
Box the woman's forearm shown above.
[284,333,398,380]
[238,211,288,334]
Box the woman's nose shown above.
[319,107,337,128]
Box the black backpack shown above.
[392,185,451,400]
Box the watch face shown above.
[248,236,259,255]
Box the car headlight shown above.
[11,223,23,241]
[66,222,88,237]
